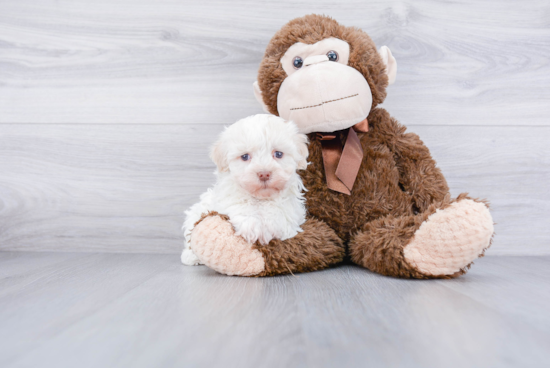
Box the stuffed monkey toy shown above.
[190,14,494,278]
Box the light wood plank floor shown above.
[1,0,549,256]
[1,252,549,368]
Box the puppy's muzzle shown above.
[257,171,271,182]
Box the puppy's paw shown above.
[181,248,202,266]
[233,216,273,245]
[191,215,265,276]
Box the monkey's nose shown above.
[304,55,329,67]
[257,171,271,182]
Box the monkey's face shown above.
[254,15,397,134]
[276,37,372,134]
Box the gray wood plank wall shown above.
[1,0,549,255]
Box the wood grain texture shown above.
[0,124,548,255]
[0,252,549,368]
[0,0,549,125]
[0,0,549,254]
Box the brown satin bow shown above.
[316,118,369,195]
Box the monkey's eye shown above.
[293,56,303,69]
[327,50,338,62]
[274,151,284,159]
[241,154,250,161]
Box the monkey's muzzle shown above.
[277,60,372,134]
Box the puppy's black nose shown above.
[257,171,271,182]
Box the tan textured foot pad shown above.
[191,215,265,276]
[403,199,494,276]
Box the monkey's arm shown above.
[374,109,449,211]
[190,213,344,276]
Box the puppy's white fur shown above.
[181,114,309,266]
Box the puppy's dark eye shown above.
[293,56,303,69]
[241,154,250,161]
[327,50,338,62]
[274,151,283,159]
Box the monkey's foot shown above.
[191,215,265,276]
[403,199,494,276]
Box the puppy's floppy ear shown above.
[210,136,229,172]
[293,132,309,170]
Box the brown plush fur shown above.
[253,218,345,277]
[302,107,450,244]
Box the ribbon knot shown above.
[317,118,368,195]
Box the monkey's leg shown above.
[190,214,345,276]
[349,194,494,279]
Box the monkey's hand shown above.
[190,213,265,276]
[190,213,345,277]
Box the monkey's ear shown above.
[253,81,271,113]
[210,137,229,172]
[379,46,397,85]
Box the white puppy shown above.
[181,114,309,266]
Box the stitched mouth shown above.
[290,93,359,111]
